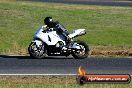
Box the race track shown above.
[0,55,132,74]
[32,0,132,6]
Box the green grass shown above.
[0,76,132,88]
[0,1,132,53]
[0,82,131,88]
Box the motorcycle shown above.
[28,25,89,59]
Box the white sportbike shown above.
[28,25,89,59]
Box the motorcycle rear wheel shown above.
[72,41,89,59]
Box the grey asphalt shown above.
[0,55,132,74]
[32,0,132,6]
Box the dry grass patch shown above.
[91,46,132,57]
[0,76,76,84]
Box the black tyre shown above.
[28,41,46,59]
[72,41,89,59]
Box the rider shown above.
[44,17,71,46]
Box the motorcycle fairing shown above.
[34,27,66,45]
[68,29,86,38]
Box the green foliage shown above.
[0,1,132,52]
[0,80,132,88]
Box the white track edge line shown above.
[0,74,131,76]
[0,74,77,76]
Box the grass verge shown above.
[0,1,132,56]
[0,76,132,88]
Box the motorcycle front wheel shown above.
[28,40,46,59]
[72,41,89,59]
